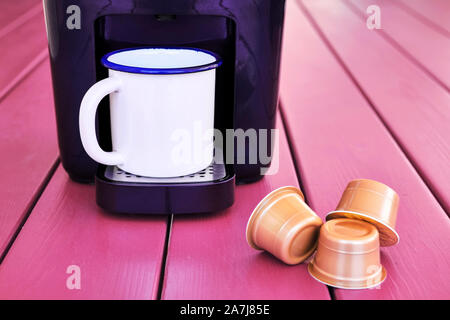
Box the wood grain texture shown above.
[300,0,450,215]
[0,7,47,100]
[347,0,450,90]
[0,0,40,35]
[0,166,168,300]
[397,0,450,36]
[281,0,450,299]
[161,116,330,300]
[0,60,58,257]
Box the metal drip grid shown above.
[104,162,227,184]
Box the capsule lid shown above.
[246,186,305,250]
[329,179,400,246]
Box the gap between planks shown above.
[393,0,450,39]
[156,214,173,300]
[0,2,43,39]
[0,158,60,264]
[279,103,336,300]
[0,49,48,104]
[344,0,449,93]
[296,0,449,217]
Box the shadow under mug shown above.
[79,47,222,178]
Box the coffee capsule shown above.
[246,186,323,265]
[326,179,399,246]
[308,219,387,289]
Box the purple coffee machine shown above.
[43,0,286,214]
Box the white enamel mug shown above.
[79,47,222,178]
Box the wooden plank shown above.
[0,0,40,35]
[0,7,47,100]
[300,0,450,215]
[347,0,450,91]
[0,60,58,257]
[397,0,450,36]
[0,166,168,299]
[280,0,450,299]
[161,116,330,300]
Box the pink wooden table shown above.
[0,0,449,300]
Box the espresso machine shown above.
[43,0,286,214]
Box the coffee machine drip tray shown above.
[96,162,235,215]
[104,162,227,184]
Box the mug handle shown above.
[79,77,125,166]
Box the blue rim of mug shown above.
[101,47,223,75]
